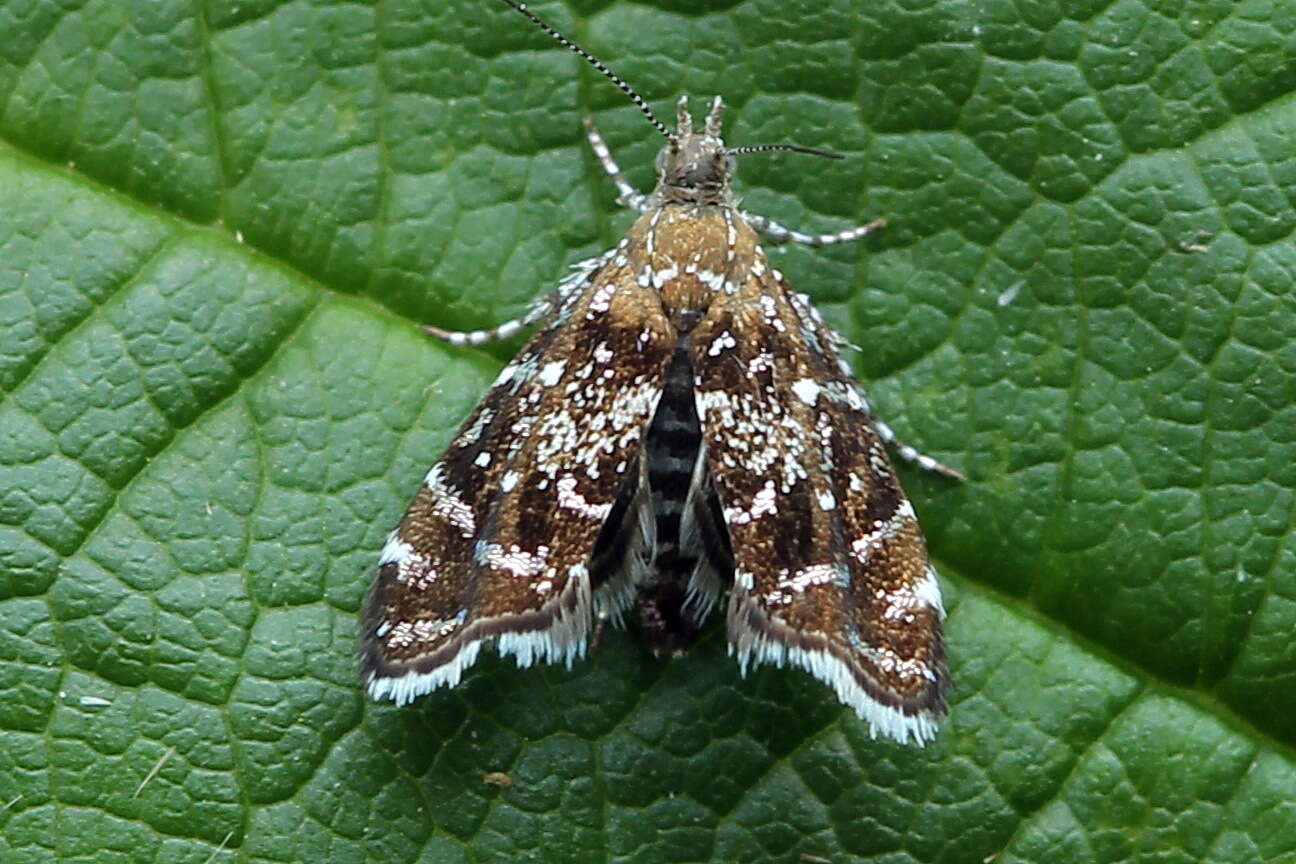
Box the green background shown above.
[1,0,1294,861]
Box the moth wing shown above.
[361,260,676,704]
[692,274,949,744]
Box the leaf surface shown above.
[1,1,1294,862]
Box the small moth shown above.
[361,0,961,745]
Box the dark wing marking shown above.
[691,269,948,744]
[586,449,654,622]
[361,258,677,704]
[634,337,731,654]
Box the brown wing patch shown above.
[361,260,677,703]
[692,268,948,743]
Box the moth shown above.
[360,0,960,745]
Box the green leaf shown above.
[2,0,1294,861]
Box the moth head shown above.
[654,96,737,206]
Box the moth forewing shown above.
[360,257,677,705]
[692,261,948,745]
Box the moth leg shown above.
[840,364,963,481]
[869,414,965,482]
[743,212,886,247]
[785,289,964,482]
[425,243,620,346]
[424,301,550,346]
[583,116,651,213]
[587,610,609,658]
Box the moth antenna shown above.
[497,0,673,141]
[726,143,844,160]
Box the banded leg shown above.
[744,211,886,247]
[788,291,964,482]
[583,116,651,213]
[869,415,965,482]
[839,359,964,482]
[424,300,551,347]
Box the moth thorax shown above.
[671,308,702,335]
[654,95,736,207]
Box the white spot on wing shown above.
[850,499,916,564]
[379,531,414,566]
[587,282,616,317]
[792,378,821,406]
[458,408,495,447]
[915,565,945,617]
[423,465,475,537]
[651,265,678,288]
[539,360,567,387]
[481,543,552,578]
[697,269,727,293]
[556,475,613,520]
[707,330,736,356]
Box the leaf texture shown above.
[1,1,1294,861]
